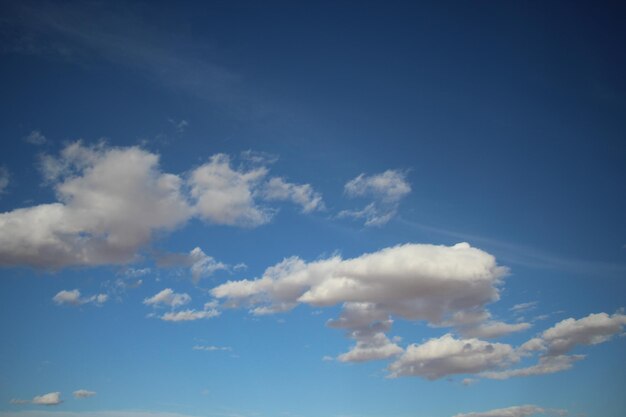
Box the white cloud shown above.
[481,354,584,380]
[510,301,538,314]
[340,169,410,226]
[539,312,626,356]
[72,390,96,399]
[143,289,191,309]
[189,154,271,227]
[212,242,508,362]
[160,309,220,322]
[0,166,9,195]
[189,247,227,283]
[452,405,565,417]
[1,143,321,269]
[23,130,47,145]
[52,289,108,306]
[31,392,62,406]
[192,345,231,351]
[9,399,30,404]
[459,321,532,339]
[260,177,325,213]
[482,312,626,379]
[388,334,519,380]
[0,142,191,268]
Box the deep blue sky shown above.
[0,2,625,417]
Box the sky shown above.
[0,1,625,417]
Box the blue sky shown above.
[0,2,625,417]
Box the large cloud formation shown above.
[0,142,323,269]
[211,242,527,362]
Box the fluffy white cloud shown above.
[539,312,626,356]
[31,392,62,406]
[0,142,191,268]
[339,170,410,226]
[452,405,565,417]
[260,177,325,213]
[23,130,47,145]
[0,166,9,195]
[72,390,96,399]
[143,289,191,309]
[482,312,626,379]
[212,242,509,361]
[160,308,220,322]
[388,334,519,380]
[0,143,323,269]
[53,289,108,306]
[189,154,270,227]
[189,247,227,283]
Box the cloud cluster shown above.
[53,289,108,306]
[339,170,410,226]
[144,289,219,322]
[0,143,323,269]
[212,242,520,361]
[483,312,626,379]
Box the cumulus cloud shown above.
[143,289,191,309]
[189,154,324,227]
[212,242,509,362]
[452,405,565,417]
[0,166,9,195]
[339,169,410,226]
[31,392,62,406]
[483,312,626,379]
[260,177,325,213]
[0,142,191,268]
[388,334,519,380]
[72,390,96,399]
[0,143,323,269]
[53,289,108,306]
[189,247,227,283]
[188,154,271,227]
[23,130,47,145]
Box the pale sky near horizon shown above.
[0,2,625,417]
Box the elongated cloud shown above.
[0,143,323,269]
[31,392,62,406]
[388,334,519,380]
[53,289,108,306]
[339,169,410,226]
[143,289,191,309]
[212,242,514,361]
[483,312,626,379]
[72,390,96,399]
